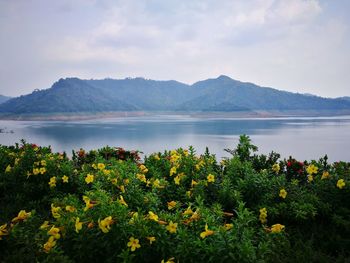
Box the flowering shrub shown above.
[0,136,349,262]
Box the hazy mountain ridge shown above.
[86,78,194,110]
[0,95,11,104]
[1,75,350,115]
[338,96,350,102]
[0,78,137,114]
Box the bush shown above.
[0,136,349,262]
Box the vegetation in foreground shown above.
[0,135,349,262]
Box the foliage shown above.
[0,137,349,262]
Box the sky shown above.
[0,0,349,98]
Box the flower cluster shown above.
[0,140,349,262]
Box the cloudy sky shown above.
[0,0,349,98]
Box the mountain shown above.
[179,75,350,111]
[338,96,350,102]
[86,77,194,110]
[0,95,11,104]
[0,78,137,114]
[1,75,350,115]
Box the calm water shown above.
[1,115,350,162]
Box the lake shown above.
[1,115,350,162]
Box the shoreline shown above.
[1,110,350,121]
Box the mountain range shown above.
[1,75,350,115]
[0,95,11,104]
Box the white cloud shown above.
[268,0,322,23]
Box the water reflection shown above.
[1,115,350,161]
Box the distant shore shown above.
[1,110,350,121]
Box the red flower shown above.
[78,149,85,158]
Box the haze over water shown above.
[1,115,350,162]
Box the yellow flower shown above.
[43,236,56,253]
[92,163,97,169]
[111,178,118,185]
[139,164,148,174]
[103,169,110,175]
[224,223,233,231]
[85,174,94,184]
[259,208,267,224]
[153,179,163,188]
[321,171,330,180]
[174,175,180,185]
[127,237,141,252]
[154,154,160,161]
[170,150,181,163]
[200,224,215,239]
[62,175,69,183]
[75,217,83,233]
[191,180,198,187]
[190,210,200,221]
[166,221,178,234]
[51,204,61,218]
[271,224,285,233]
[306,164,318,175]
[279,189,287,199]
[118,195,128,207]
[183,149,189,156]
[167,201,177,210]
[5,165,11,173]
[170,166,177,176]
[40,221,50,230]
[97,163,105,170]
[39,167,46,174]
[12,210,31,223]
[196,160,205,171]
[207,174,215,183]
[337,179,346,189]
[48,177,57,188]
[146,236,156,244]
[0,224,9,240]
[307,175,313,183]
[119,185,125,193]
[41,160,47,166]
[272,163,280,173]
[48,226,61,239]
[33,168,40,175]
[83,196,95,211]
[65,206,76,212]
[98,216,113,233]
[148,211,159,222]
[183,207,194,216]
[136,173,146,183]
[161,258,175,263]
